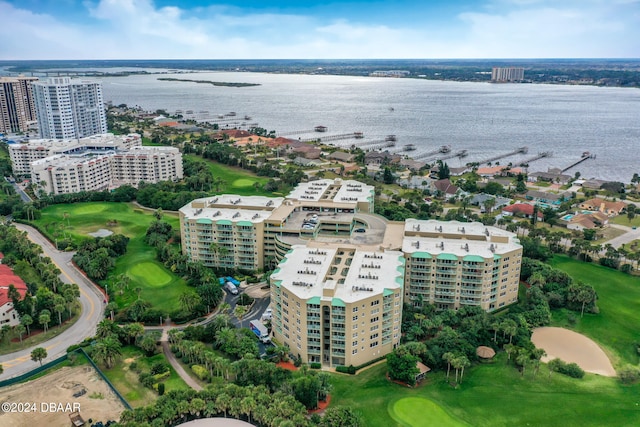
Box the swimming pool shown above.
[561,214,574,221]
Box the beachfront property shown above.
[8,133,183,194]
[32,77,107,139]
[0,76,39,134]
[402,219,522,312]
[271,246,403,367]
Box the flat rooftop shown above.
[272,246,403,303]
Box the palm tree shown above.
[501,319,518,344]
[458,355,470,384]
[234,305,248,329]
[39,310,51,333]
[96,319,118,339]
[21,314,33,336]
[241,396,257,424]
[31,347,47,366]
[516,349,530,377]
[93,336,122,369]
[124,322,145,344]
[216,393,231,418]
[15,324,26,343]
[504,343,516,363]
[442,352,455,380]
[531,348,546,377]
[179,291,202,314]
[54,295,65,325]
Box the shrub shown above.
[129,362,138,372]
[191,364,209,381]
[559,362,585,379]
[157,382,165,396]
[150,361,170,375]
[309,362,322,369]
[138,372,155,388]
[619,368,640,384]
[152,371,170,382]
[335,365,356,374]
[238,293,254,306]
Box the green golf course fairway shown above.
[128,262,173,287]
[389,397,467,427]
[233,178,255,187]
[33,202,188,313]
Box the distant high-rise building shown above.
[491,67,525,82]
[0,76,39,134]
[32,77,107,139]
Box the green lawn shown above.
[101,346,189,408]
[611,214,640,227]
[186,154,272,196]
[550,255,640,367]
[33,202,187,314]
[330,357,640,427]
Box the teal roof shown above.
[395,277,404,286]
[331,298,346,307]
[383,289,395,297]
[196,218,212,224]
[463,255,485,262]
[237,221,253,227]
[273,280,282,288]
[493,254,502,260]
[216,219,232,225]
[411,252,432,259]
[306,296,321,305]
[437,253,459,261]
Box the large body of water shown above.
[100,72,640,182]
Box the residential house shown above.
[579,198,627,216]
[364,151,401,166]
[529,168,572,184]
[328,151,355,162]
[502,203,544,220]
[565,211,609,231]
[525,190,571,207]
[0,256,28,327]
[433,179,459,197]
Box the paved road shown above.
[602,224,640,249]
[0,224,104,379]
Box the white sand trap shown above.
[88,228,114,237]
[531,327,616,377]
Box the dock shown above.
[561,152,596,173]
[412,145,451,160]
[476,146,528,165]
[518,151,551,166]
[300,132,364,143]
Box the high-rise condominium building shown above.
[491,67,525,82]
[32,77,107,139]
[0,76,38,134]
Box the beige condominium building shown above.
[31,146,183,195]
[0,76,38,134]
[270,245,404,367]
[9,133,141,176]
[180,179,522,367]
[402,219,522,312]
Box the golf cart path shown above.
[531,327,616,377]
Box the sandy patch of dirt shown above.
[531,327,616,377]
[0,366,125,427]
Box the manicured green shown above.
[32,202,187,313]
[185,154,271,196]
[550,255,640,367]
[102,346,189,408]
[128,262,172,287]
[330,357,640,427]
[389,397,467,427]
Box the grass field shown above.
[185,154,272,196]
[33,202,188,314]
[611,214,640,227]
[102,346,189,408]
[550,255,640,367]
[330,356,640,427]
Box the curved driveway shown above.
[0,224,104,379]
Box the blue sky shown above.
[1,0,639,60]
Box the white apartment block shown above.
[491,67,525,82]
[271,246,403,367]
[402,219,522,312]
[31,146,183,195]
[9,133,141,176]
[32,77,107,139]
[0,76,38,134]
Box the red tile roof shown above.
[0,264,28,307]
[502,203,543,218]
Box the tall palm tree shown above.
[442,352,455,380]
[93,336,122,369]
[234,305,248,329]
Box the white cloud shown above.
[0,0,638,59]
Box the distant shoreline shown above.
[157,77,260,87]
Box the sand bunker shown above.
[88,229,114,238]
[531,327,616,377]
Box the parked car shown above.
[354,228,366,233]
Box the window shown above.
[352,307,358,312]
[352,349,358,355]
[371,300,380,306]
[370,333,379,340]
[352,315,358,321]
[370,316,379,323]
[370,341,379,348]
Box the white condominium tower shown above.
[32,77,107,139]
